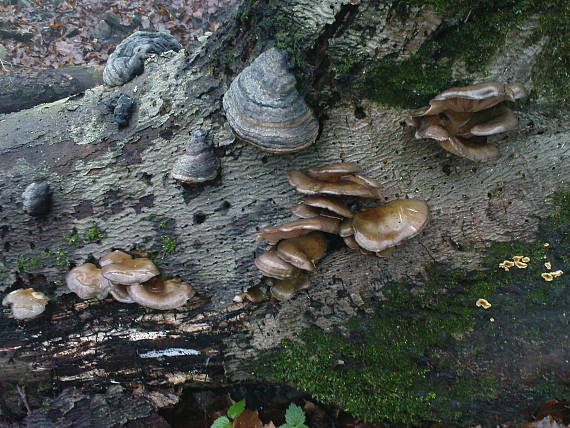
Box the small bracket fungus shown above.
[22,182,52,216]
[127,278,195,310]
[254,248,302,280]
[267,274,310,302]
[66,263,111,299]
[106,94,135,127]
[2,288,49,320]
[348,199,430,253]
[222,48,319,153]
[103,31,182,86]
[171,129,220,184]
[407,82,527,161]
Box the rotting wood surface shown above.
[0,0,568,402]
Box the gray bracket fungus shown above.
[21,182,52,216]
[222,48,319,153]
[103,31,182,87]
[171,129,220,184]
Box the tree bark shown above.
[0,0,568,423]
[0,66,103,114]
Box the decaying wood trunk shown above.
[0,0,568,424]
[0,66,103,114]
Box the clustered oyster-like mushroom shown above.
[65,250,194,310]
[407,81,527,161]
[251,162,429,302]
[2,288,49,320]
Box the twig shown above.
[16,384,32,416]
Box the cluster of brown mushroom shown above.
[251,162,430,301]
[2,288,49,320]
[406,81,527,162]
[65,250,194,310]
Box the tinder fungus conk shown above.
[66,263,111,299]
[127,278,195,310]
[22,182,52,216]
[103,31,182,86]
[171,129,220,184]
[2,288,49,320]
[222,48,319,152]
[351,199,430,252]
[408,81,527,161]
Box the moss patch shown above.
[363,0,570,107]
[253,192,570,425]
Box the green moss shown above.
[161,236,177,254]
[85,225,106,243]
[253,192,570,425]
[364,0,570,107]
[67,229,80,246]
[16,255,42,273]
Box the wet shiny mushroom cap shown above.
[2,288,49,320]
[302,196,353,218]
[268,274,310,301]
[339,218,354,237]
[101,258,159,285]
[276,231,327,272]
[256,216,340,245]
[254,249,301,279]
[414,81,528,115]
[127,278,195,310]
[352,200,429,252]
[288,170,381,199]
[109,283,135,303]
[304,162,361,181]
[66,263,111,299]
[243,285,266,303]
[100,250,132,267]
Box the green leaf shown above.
[284,403,305,426]
[211,416,232,428]
[227,399,246,419]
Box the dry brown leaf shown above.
[232,409,264,428]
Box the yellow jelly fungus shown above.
[541,273,554,281]
[521,257,530,263]
[512,256,523,262]
[476,298,492,309]
[514,261,528,269]
[545,262,552,269]
[551,270,564,277]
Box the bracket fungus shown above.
[2,288,49,320]
[103,31,182,86]
[100,257,159,285]
[126,278,195,310]
[222,48,319,153]
[267,274,311,302]
[22,182,52,216]
[407,81,527,161]
[66,263,112,300]
[171,129,220,184]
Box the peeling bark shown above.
[0,0,568,421]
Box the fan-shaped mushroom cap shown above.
[171,129,220,184]
[268,274,310,301]
[66,263,111,299]
[100,250,132,267]
[339,218,354,237]
[438,136,500,162]
[414,81,528,115]
[257,217,340,245]
[276,232,327,272]
[222,48,319,153]
[352,200,429,252]
[342,235,360,250]
[109,284,135,303]
[291,203,323,219]
[304,162,361,181]
[2,288,49,320]
[302,196,353,218]
[101,258,159,285]
[103,31,182,86]
[127,278,195,310]
[254,249,301,279]
[288,170,381,199]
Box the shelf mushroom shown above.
[126,278,195,310]
[2,288,49,320]
[66,263,112,299]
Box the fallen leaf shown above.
[232,409,264,428]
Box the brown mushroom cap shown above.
[342,235,360,250]
[304,162,361,181]
[276,231,327,272]
[415,82,528,115]
[2,288,49,320]
[302,196,353,218]
[291,203,324,218]
[66,263,111,299]
[100,250,132,267]
[244,285,266,303]
[127,278,195,310]
[254,249,301,279]
[268,274,310,301]
[288,169,381,199]
[109,283,135,303]
[352,200,429,252]
[339,218,354,237]
[438,136,500,162]
[101,258,159,285]
[256,216,340,244]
